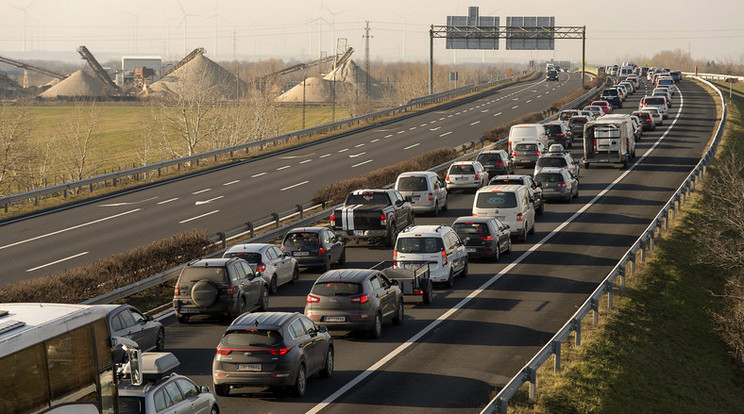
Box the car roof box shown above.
[140,352,180,382]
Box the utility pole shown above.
[363,21,372,98]
[233,28,237,61]
[302,77,306,130]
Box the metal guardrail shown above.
[481,75,726,413]
[682,71,744,82]
[0,71,535,213]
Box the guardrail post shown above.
[553,340,562,372]
[628,254,636,276]
[113,177,118,187]
[573,319,582,346]
[89,183,94,192]
[591,297,599,326]
[649,232,655,252]
[297,204,304,219]
[158,167,162,177]
[218,232,226,249]
[606,281,614,310]
[495,397,508,414]
[526,367,537,403]
[34,196,39,206]
[619,265,626,291]
[272,212,280,228]
[3,203,7,213]
[664,211,669,230]
[246,222,254,239]
[640,239,646,262]
[64,189,68,198]
[214,155,218,163]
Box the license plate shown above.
[412,195,420,200]
[179,308,199,314]
[324,316,346,322]
[496,216,505,221]
[467,248,476,253]
[237,364,261,372]
[354,230,364,236]
[456,177,466,181]
[293,251,309,256]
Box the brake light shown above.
[512,151,518,156]
[534,151,541,156]
[216,348,232,355]
[647,118,652,122]
[350,294,369,304]
[474,174,479,180]
[495,161,503,165]
[256,262,266,273]
[428,192,434,201]
[446,175,450,181]
[307,294,320,303]
[593,139,598,152]
[318,247,325,256]
[225,284,234,295]
[393,250,398,266]
[556,182,567,188]
[174,284,180,296]
[557,133,564,137]
[479,235,493,240]
[380,214,387,225]
[516,212,523,222]
[330,212,336,223]
[269,347,292,356]
[441,250,448,265]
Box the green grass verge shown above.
[505,79,744,413]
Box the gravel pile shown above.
[146,54,248,100]
[39,70,115,99]
[277,60,384,103]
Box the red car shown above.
[591,100,613,114]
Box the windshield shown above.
[602,89,618,96]
[283,232,320,247]
[180,266,227,284]
[645,97,666,106]
[453,222,489,235]
[395,237,444,253]
[449,164,475,174]
[475,191,517,208]
[544,125,563,135]
[221,329,283,347]
[559,111,577,121]
[536,157,568,168]
[223,252,262,263]
[535,173,565,184]
[345,192,390,205]
[397,176,428,191]
[569,117,587,125]
[476,153,502,163]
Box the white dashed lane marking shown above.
[280,181,309,192]
[276,165,291,171]
[179,210,220,224]
[223,180,240,186]
[251,172,267,178]
[192,188,211,195]
[352,160,373,168]
[404,143,420,150]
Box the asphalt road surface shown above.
[157,77,719,413]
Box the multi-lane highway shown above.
[156,76,719,413]
[0,74,583,284]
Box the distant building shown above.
[116,56,162,87]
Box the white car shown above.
[641,106,664,126]
[394,225,468,288]
[223,243,299,294]
[445,161,488,192]
[395,171,448,215]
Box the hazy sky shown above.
[1,0,743,67]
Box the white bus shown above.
[0,303,141,414]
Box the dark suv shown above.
[476,150,515,176]
[172,258,269,323]
[282,227,346,271]
[600,88,622,109]
[304,269,404,338]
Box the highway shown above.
[156,76,719,413]
[0,73,584,285]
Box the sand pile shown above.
[146,54,248,100]
[324,59,376,85]
[39,70,115,99]
[276,77,343,103]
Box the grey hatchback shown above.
[212,312,333,398]
[172,258,269,323]
[304,269,404,338]
[103,304,165,363]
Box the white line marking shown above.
[481,109,489,113]
[513,98,519,101]
[307,86,687,414]
[470,121,481,126]
[280,181,309,191]
[338,148,349,152]
[192,188,211,195]
[456,112,461,115]
[370,138,380,143]
[512,105,519,109]
[537,95,542,98]
[526,100,532,103]
[157,198,178,205]
[319,154,331,158]
[439,117,445,121]
[355,143,365,147]
[420,123,427,127]
[300,159,313,164]
[349,152,366,158]
[409,126,417,130]
[352,160,373,168]
[179,210,220,224]
[223,180,240,186]
[195,196,224,206]
[439,131,452,137]
[493,112,503,117]
[26,252,89,272]
[0,209,142,251]
[430,127,441,131]
[404,143,420,150]
[251,172,267,178]
[429,120,436,124]
[276,165,291,171]
[100,197,158,207]
[384,134,393,138]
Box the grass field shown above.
[505,79,744,413]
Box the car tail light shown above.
[174,283,180,296]
[428,192,434,201]
[516,212,523,222]
[393,250,398,266]
[474,174,479,181]
[269,347,292,356]
[224,284,234,295]
[512,151,518,156]
[495,161,503,165]
[216,347,232,355]
[330,212,336,224]
[556,182,567,188]
[318,247,325,256]
[479,235,493,240]
[350,294,369,304]
[306,294,320,303]
[593,139,598,152]
[557,133,564,137]
[441,250,448,265]
[380,214,387,225]
[256,262,266,273]
[413,288,424,295]
[533,151,541,156]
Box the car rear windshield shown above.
[634,112,651,119]
[476,153,503,163]
[221,329,283,347]
[453,222,489,235]
[397,176,428,191]
[449,164,475,174]
[510,126,538,138]
[535,173,565,184]
[569,117,587,125]
[536,157,568,168]
[559,111,577,121]
[645,97,666,105]
[544,125,563,135]
[658,79,674,86]
[602,89,618,96]
[396,237,445,253]
[284,232,320,247]
[475,191,518,208]
[311,281,363,296]
[118,396,146,414]
[180,266,227,283]
[514,143,539,151]
[345,192,390,205]
[223,252,262,263]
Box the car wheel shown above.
[537,201,544,215]
[460,259,468,278]
[290,266,299,284]
[444,268,454,289]
[442,196,448,211]
[269,275,278,295]
[214,383,229,397]
[392,301,404,325]
[323,258,331,272]
[422,279,433,304]
[155,329,165,351]
[210,404,219,414]
[585,162,591,169]
[259,288,269,311]
[566,193,572,203]
[528,221,535,235]
[370,313,383,339]
[520,227,528,243]
[492,245,500,262]
[338,249,346,266]
[320,346,334,378]
[292,363,307,398]
[433,201,439,217]
[177,315,190,324]
[505,237,512,254]
[385,226,396,247]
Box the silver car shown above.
[534,167,579,202]
[223,243,299,294]
[103,304,164,363]
[445,161,488,192]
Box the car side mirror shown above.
[318,325,329,333]
[200,386,210,394]
[505,225,511,229]
[390,279,399,286]
[405,196,412,202]
[145,315,153,321]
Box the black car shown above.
[543,121,572,148]
[452,216,511,262]
[568,116,589,138]
[475,150,515,176]
[547,70,559,81]
[212,312,333,398]
[172,257,269,323]
[600,88,622,109]
[282,227,345,271]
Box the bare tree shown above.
[55,103,104,184]
[0,102,32,195]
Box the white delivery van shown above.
[472,184,536,242]
[394,171,448,215]
[508,124,549,154]
[583,114,636,169]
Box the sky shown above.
[1,0,743,68]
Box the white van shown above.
[394,225,468,288]
[508,124,548,154]
[583,114,636,168]
[472,185,536,242]
[394,171,448,215]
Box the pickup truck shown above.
[330,189,414,247]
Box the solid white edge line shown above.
[308,88,686,414]
[178,210,220,224]
[0,208,142,251]
[26,251,90,272]
[280,181,310,192]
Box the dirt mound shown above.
[146,54,248,100]
[39,70,115,99]
[276,76,350,103]
[323,59,384,100]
